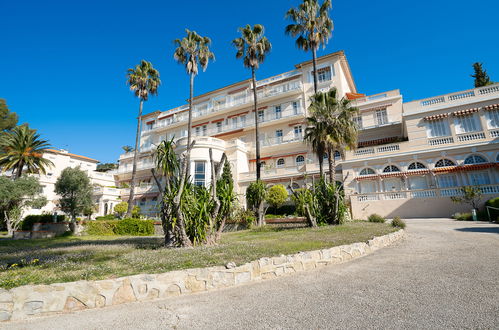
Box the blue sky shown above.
[1,0,498,163]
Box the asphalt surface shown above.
[5,219,499,330]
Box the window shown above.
[146,122,154,130]
[464,155,487,165]
[194,161,206,186]
[232,117,238,128]
[275,105,282,119]
[294,125,303,139]
[275,130,283,143]
[454,114,481,134]
[334,150,341,160]
[426,119,450,137]
[216,121,222,133]
[438,174,458,188]
[375,109,388,126]
[383,165,400,173]
[360,168,376,176]
[293,101,300,115]
[316,67,332,83]
[202,125,207,136]
[240,115,246,126]
[485,109,499,129]
[258,110,265,123]
[152,197,158,202]
[195,127,201,136]
[435,159,455,167]
[408,162,426,170]
[353,115,363,129]
[296,155,305,166]
[140,198,146,206]
[276,158,285,168]
[469,171,491,185]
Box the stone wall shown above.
[0,229,405,322]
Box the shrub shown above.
[95,214,116,221]
[368,214,385,223]
[114,202,128,218]
[451,212,473,221]
[391,216,406,229]
[266,185,288,214]
[85,219,154,236]
[485,197,499,221]
[21,214,66,230]
[114,218,154,236]
[131,206,141,219]
[227,209,255,228]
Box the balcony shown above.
[93,186,121,195]
[404,83,499,114]
[354,184,499,202]
[427,136,454,146]
[456,131,486,142]
[117,162,154,175]
[350,142,403,159]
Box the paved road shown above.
[5,219,499,329]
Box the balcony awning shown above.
[432,163,496,174]
[358,136,399,147]
[380,172,406,179]
[405,169,431,176]
[483,103,499,111]
[451,108,479,117]
[355,174,379,181]
[346,92,366,100]
[423,113,449,121]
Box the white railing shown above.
[478,85,499,95]
[353,143,401,157]
[421,97,445,107]
[448,90,475,101]
[377,144,400,153]
[428,136,454,146]
[357,194,379,202]
[410,190,437,198]
[117,162,154,174]
[384,192,407,200]
[489,129,499,138]
[456,131,486,142]
[354,148,375,156]
[256,70,301,87]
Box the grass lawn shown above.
[0,221,396,289]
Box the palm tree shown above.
[304,106,329,179]
[122,145,134,153]
[173,29,215,247]
[0,125,53,179]
[126,60,161,217]
[232,24,272,181]
[285,0,333,94]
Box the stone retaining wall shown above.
[0,229,405,322]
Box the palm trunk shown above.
[126,99,143,217]
[312,47,319,94]
[252,67,261,181]
[318,151,324,180]
[5,211,13,236]
[327,147,334,184]
[15,160,24,179]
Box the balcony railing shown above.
[490,129,499,138]
[355,184,499,202]
[456,131,486,142]
[428,136,454,146]
[352,143,401,157]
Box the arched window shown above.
[408,162,426,170]
[334,150,341,159]
[435,159,455,167]
[276,158,285,168]
[464,155,487,165]
[383,165,400,173]
[296,155,305,166]
[360,168,376,176]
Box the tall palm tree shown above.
[126,60,161,217]
[0,125,53,179]
[122,145,134,153]
[232,24,271,181]
[173,29,215,247]
[285,0,333,94]
[304,106,329,179]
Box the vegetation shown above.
[121,145,134,153]
[96,163,117,172]
[266,184,289,214]
[391,216,406,229]
[368,214,385,223]
[21,214,66,231]
[471,62,494,87]
[285,0,333,93]
[232,24,271,183]
[246,180,267,226]
[451,212,473,221]
[85,219,155,236]
[0,176,47,234]
[0,125,53,179]
[485,197,499,222]
[450,186,482,210]
[126,60,161,217]
[55,167,93,232]
[0,221,396,288]
[0,99,18,132]
[113,202,128,219]
[131,205,141,219]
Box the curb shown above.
[0,229,405,322]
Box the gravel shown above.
[5,219,499,330]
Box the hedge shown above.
[85,219,155,236]
[21,214,66,230]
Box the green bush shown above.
[452,212,473,221]
[485,197,499,221]
[95,214,116,221]
[368,214,385,223]
[85,219,154,236]
[391,216,406,229]
[264,214,286,219]
[228,209,255,228]
[21,214,66,230]
[114,218,154,236]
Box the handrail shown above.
[486,205,499,222]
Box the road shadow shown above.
[455,227,499,234]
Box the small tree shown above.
[0,99,18,132]
[451,186,482,210]
[266,184,289,214]
[471,62,494,87]
[114,201,128,219]
[0,176,47,235]
[246,180,267,226]
[131,205,141,219]
[55,167,93,232]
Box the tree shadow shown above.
[455,227,499,234]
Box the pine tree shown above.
[0,99,18,132]
[471,62,494,87]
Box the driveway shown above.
[5,219,499,329]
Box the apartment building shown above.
[116,51,499,219]
[28,149,121,218]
